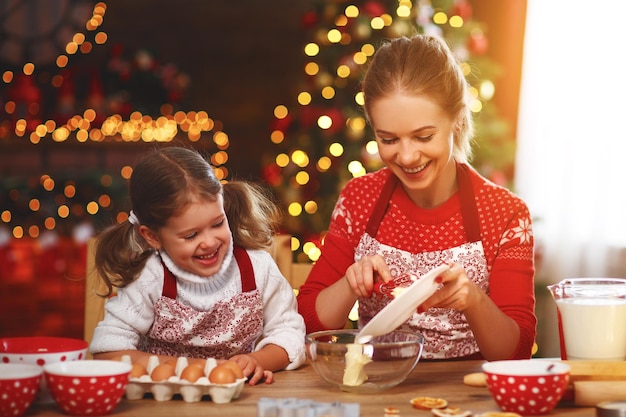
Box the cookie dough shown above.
[343,343,372,386]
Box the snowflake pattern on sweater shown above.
[329,166,534,273]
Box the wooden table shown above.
[30,360,595,417]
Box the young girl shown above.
[90,147,305,385]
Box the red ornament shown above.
[262,163,284,187]
[300,106,322,130]
[270,114,293,133]
[325,107,346,134]
[301,11,318,28]
[168,89,182,103]
[363,1,385,17]
[467,32,488,55]
[453,0,473,21]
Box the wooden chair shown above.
[83,238,111,358]
[266,234,313,291]
[83,235,313,357]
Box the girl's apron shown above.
[140,245,264,359]
[356,163,489,359]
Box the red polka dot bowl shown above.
[0,336,88,403]
[0,363,43,417]
[482,359,570,415]
[44,360,132,416]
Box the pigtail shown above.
[223,181,281,250]
[94,221,153,297]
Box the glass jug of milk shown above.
[547,278,626,360]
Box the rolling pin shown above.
[565,360,626,382]
[564,361,626,406]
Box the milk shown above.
[556,297,626,360]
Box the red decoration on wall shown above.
[55,69,76,124]
[1,42,192,137]
[6,74,42,131]
[86,69,106,127]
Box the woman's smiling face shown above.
[141,195,232,277]
[369,93,458,208]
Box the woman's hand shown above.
[418,262,482,312]
[417,262,521,360]
[228,354,274,385]
[344,255,393,297]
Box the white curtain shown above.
[516,0,626,355]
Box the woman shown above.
[297,34,536,360]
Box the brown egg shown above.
[208,364,236,384]
[220,360,244,379]
[164,358,178,367]
[151,364,176,381]
[188,358,207,368]
[180,364,204,382]
[130,363,148,378]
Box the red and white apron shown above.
[356,164,489,359]
[140,245,263,359]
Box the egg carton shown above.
[120,355,246,404]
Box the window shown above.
[516,0,626,280]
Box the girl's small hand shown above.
[419,262,481,312]
[227,354,274,385]
[344,255,393,297]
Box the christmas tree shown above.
[262,0,516,262]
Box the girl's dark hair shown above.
[94,147,281,296]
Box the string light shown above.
[0,1,233,238]
[267,0,502,262]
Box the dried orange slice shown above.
[432,407,472,417]
[410,396,448,410]
[383,406,400,414]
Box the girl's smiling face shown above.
[140,194,232,277]
[369,93,459,208]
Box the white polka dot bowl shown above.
[482,360,570,415]
[0,337,88,367]
[43,360,132,416]
[0,363,43,417]
[0,336,88,404]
